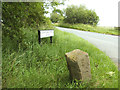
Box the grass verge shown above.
[56,23,120,36]
[2,28,118,88]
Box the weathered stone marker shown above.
[65,49,91,82]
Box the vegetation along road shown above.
[56,27,119,69]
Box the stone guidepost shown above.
[65,49,91,82]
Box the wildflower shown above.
[106,71,115,76]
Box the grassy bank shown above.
[56,23,120,36]
[2,28,118,88]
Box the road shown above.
[56,27,119,68]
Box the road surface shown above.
[56,27,119,68]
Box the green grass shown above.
[2,27,118,88]
[57,23,120,36]
[0,28,1,89]
[118,71,120,90]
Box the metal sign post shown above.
[38,30,41,44]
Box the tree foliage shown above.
[64,5,99,26]
[52,9,64,16]
[45,0,65,9]
[50,9,64,23]
[2,2,46,43]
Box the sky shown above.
[46,0,119,27]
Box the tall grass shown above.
[57,23,120,36]
[2,28,118,88]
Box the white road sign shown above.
[40,30,54,38]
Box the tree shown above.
[52,9,64,16]
[44,0,65,11]
[64,5,99,25]
[2,2,45,41]
[50,9,64,23]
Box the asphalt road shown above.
[56,27,119,68]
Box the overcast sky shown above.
[46,0,119,27]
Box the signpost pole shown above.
[50,36,52,43]
[38,30,41,44]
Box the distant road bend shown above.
[56,27,119,69]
